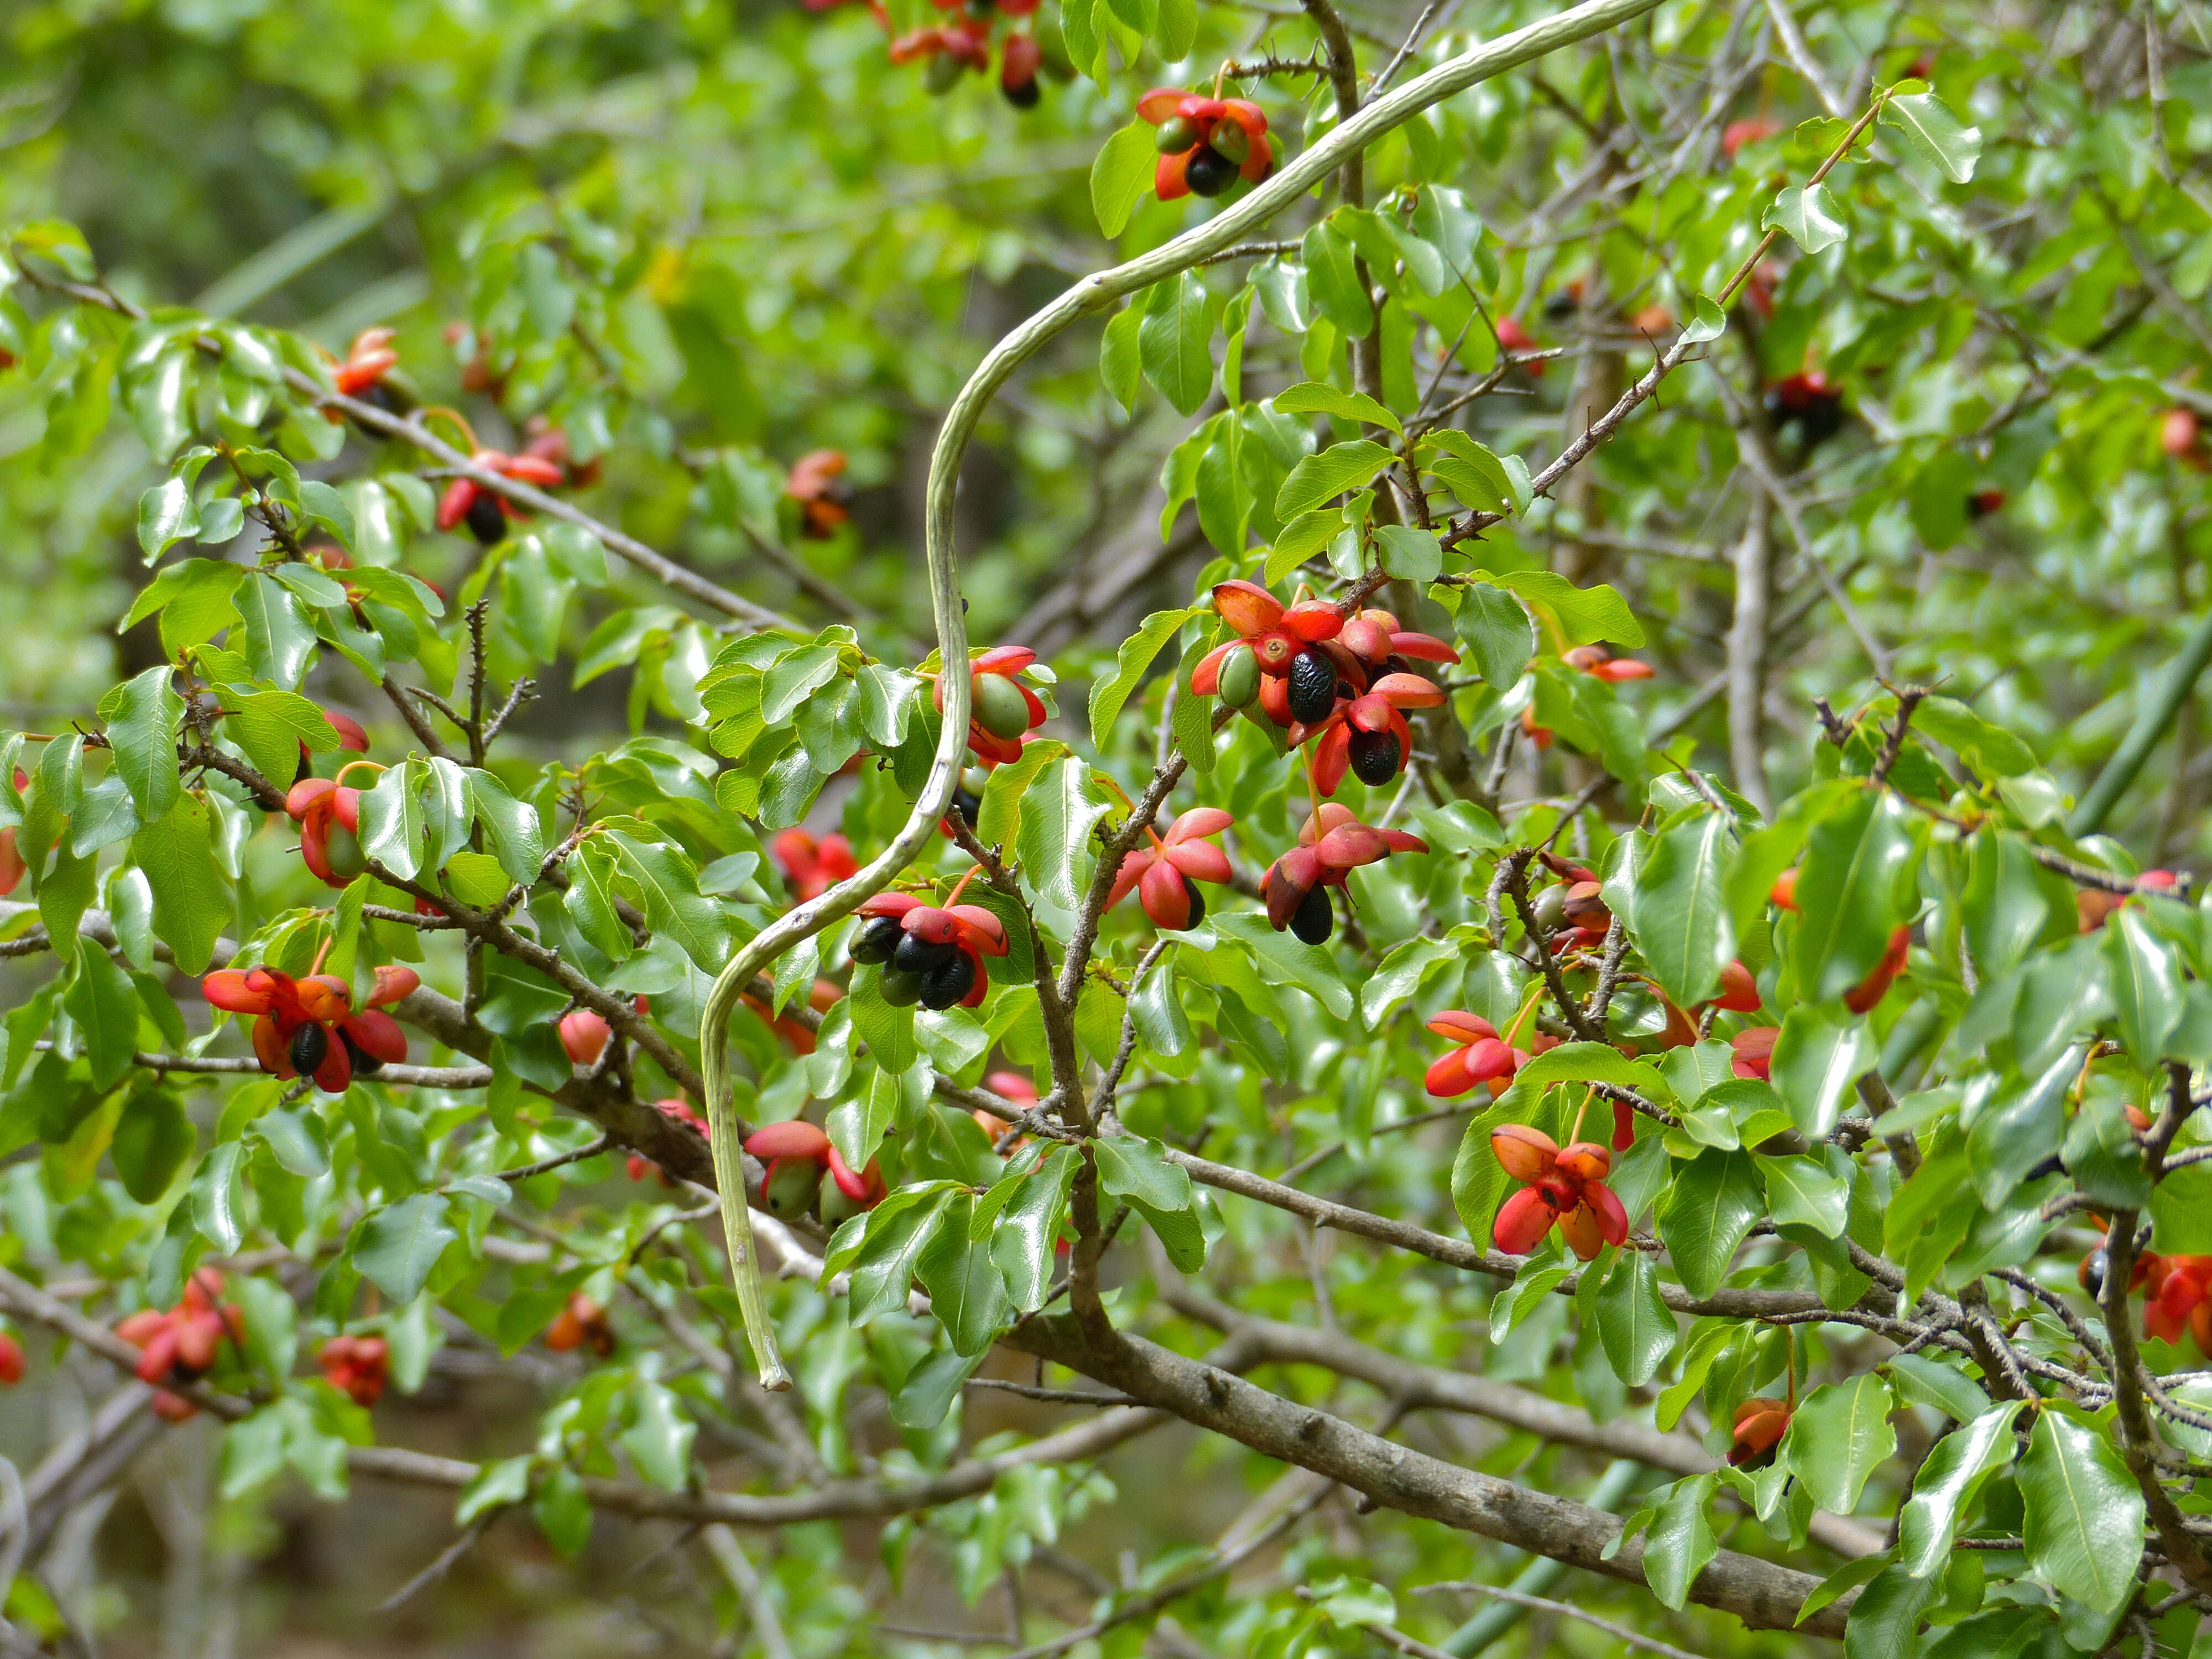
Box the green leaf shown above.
[1273,380,1401,435]
[1093,1136,1206,1271]
[760,644,841,726]
[991,1145,1078,1313]
[915,1193,1011,1356]
[1882,90,1981,182]
[2020,1407,2144,1614]
[1374,524,1442,582]
[1453,582,1534,690]
[1101,304,1143,411]
[1656,1149,1764,1300]
[65,943,142,1089]
[1311,1576,1396,1629]
[1594,1249,1674,1386]
[608,833,731,970]
[1091,122,1156,240]
[1764,182,1849,254]
[1679,295,1727,344]
[137,476,201,561]
[1769,1001,1876,1138]
[1639,1475,1717,1610]
[1756,1152,1849,1237]
[1014,757,1109,914]
[1489,569,1645,647]
[846,1186,953,1319]
[1514,1042,1666,1094]
[124,558,243,655]
[357,758,426,881]
[888,1347,981,1430]
[457,1454,531,1524]
[466,770,547,884]
[106,666,184,823]
[130,796,230,975]
[1301,218,1373,335]
[1793,788,1914,1004]
[1211,914,1353,1020]
[1274,440,1394,521]
[1420,431,1525,515]
[1088,607,1196,749]
[2102,907,2184,1062]
[353,1194,457,1306]
[1782,1373,1895,1515]
[112,1088,194,1203]
[620,1382,696,1491]
[1897,1401,2024,1577]
[1138,271,1214,418]
[1631,810,1736,1009]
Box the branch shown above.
[1003,1312,1855,1636]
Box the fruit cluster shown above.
[115,1270,245,1421]
[1105,807,1233,930]
[1194,583,1455,791]
[851,886,1007,1009]
[544,1292,615,1357]
[1730,1393,1793,1468]
[436,445,568,547]
[317,1334,390,1407]
[1489,1124,1627,1260]
[877,0,1052,107]
[774,828,860,900]
[786,450,852,539]
[1260,805,1427,946]
[1138,88,1277,200]
[200,962,416,1093]
[937,645,1050,764]
[743,1119,886,1225]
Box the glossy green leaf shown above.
[2020,1407,2144,1614]
[1781,1373,1895,1516]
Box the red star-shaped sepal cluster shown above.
[116,1269,246,1420]
[1136,88,1276,200]
[849,890,1008,1010]
[1259,805,1426,946]
[932,645,1049,764]
[1489,1125,1627,1261]
[1422,1011,1540,1100]
[1105,807,1233,930]
[333,327,399,397]
[286,775,367,888]
[774,829,859,900]
[1730,1395,1793,1468]
[201,962,417,1094]
[435,448,566,547]
[317,1335,390,1408]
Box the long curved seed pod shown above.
[697,0,1665,1391]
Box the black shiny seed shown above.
[948,789,983,829]
[289,1022,330,1076]
[340,1028,383,1077]
[892,932,957,977]
[1348,728,1402,786]
[1287,649,1337,724]
[1290,884,1333,945]
[852,915,904,965]
[1179,873,1206,929]
[1185,145,1238,197]
[920,951,977,1010]
[466,491,508,545]
[879,967,926,1007]
[1001,74,1040,108]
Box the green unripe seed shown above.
[1155,116,1198,154]
[962,765,994,794]
[763,1159,820,1218]
[973,671,1033,741]
[819,1170,864,1225]
[1217,643,1260,708]
[925,51,965,95]
[1532,884,1568,931]
[324,821,367,881]
[879,966,927,1006]
[1209,121,1250,164]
